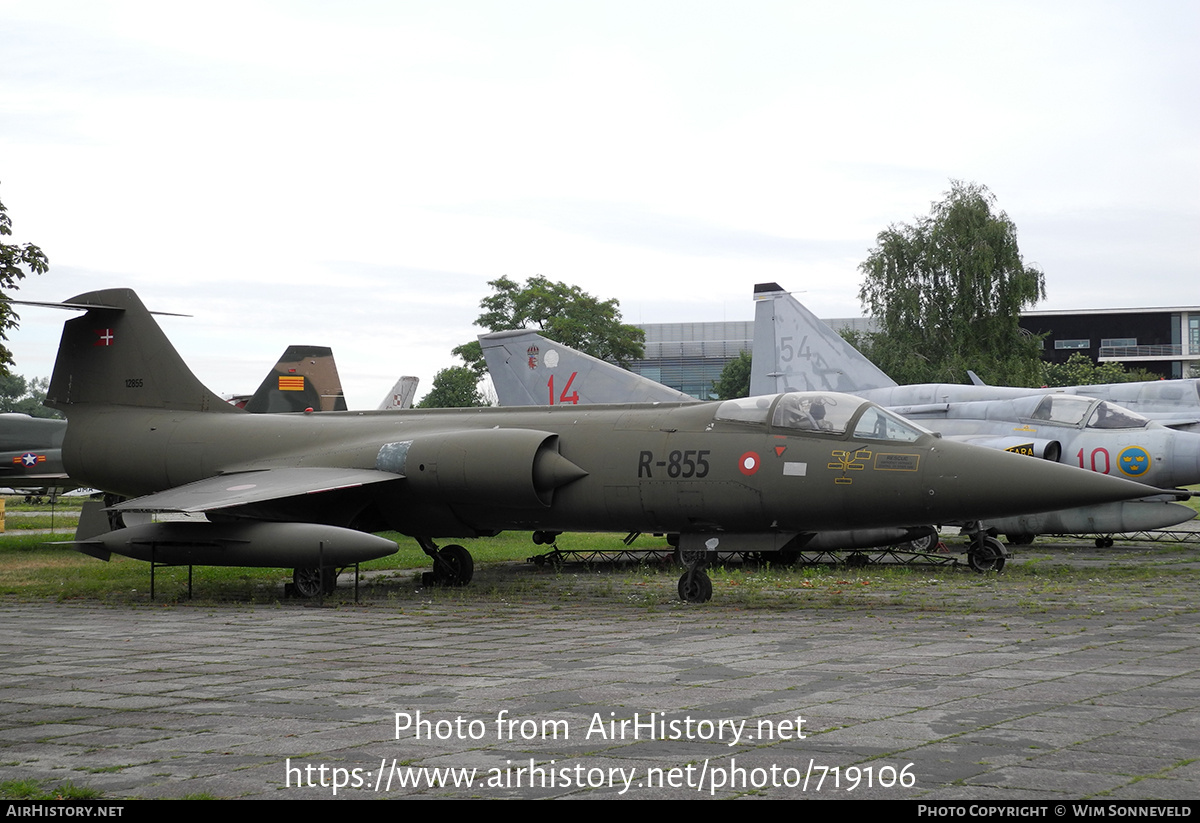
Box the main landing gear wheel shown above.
[1006,533,1036,546]
[1095,536,1115,548]
[905,526,939,552]
[293,566,336,598]
[434,544,474,587]
[677,568,713,603]
[967,536,1007,573]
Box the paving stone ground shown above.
[2,544,1198,800]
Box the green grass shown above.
[0,495,83,532]
[0,528,672,601]
[2,514,80,531]
[2,496,85,513]
[0,779,102,800]
[0,501,1195,611]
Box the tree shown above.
[416,367,487,408]
[1041,353,1161,387]
[857,181,1045,386]
[0,374,61,418]
[452,276,645,377]
[712,350,751,400]
[0,186,49,374]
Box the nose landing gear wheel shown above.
[434,544,474,587]
[677,568,713,603]
[967,536,1007,572]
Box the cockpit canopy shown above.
[1025,394,1150,430]
[715,392,931,443]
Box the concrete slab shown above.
[2,564,1199,800]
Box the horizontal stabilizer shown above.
[13,297,189,316]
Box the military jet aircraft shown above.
[241,344,349,413]
[378,376,420,411]
[750,283,1200,431]
[240,348,419,412]
[481,329,693,406]
[748,284,1200,541]
[0,412,71,499]
[39,288,1166,602]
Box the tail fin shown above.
[749,283,898,395]
[243,345,348,413]
[481,329,694,406]
[378,376,419,410]
[44,288,240,414]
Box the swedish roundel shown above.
[1117,446,1150,478]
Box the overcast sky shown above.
[2,0,1197,406]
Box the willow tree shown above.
[857,181,1045,386]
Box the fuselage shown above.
[859,381,1200,433]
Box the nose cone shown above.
[921,438,1160,522]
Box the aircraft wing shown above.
[109,467,401,513]
[1141,414,1200,430]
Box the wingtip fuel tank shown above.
[73,521,399,568]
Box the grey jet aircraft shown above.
[481,329,693,406]
[40,289,1167,602]
[378,376,420,411]
[750,283,1200,431]
[748,283,1200,541]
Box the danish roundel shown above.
[738,451,760,476]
